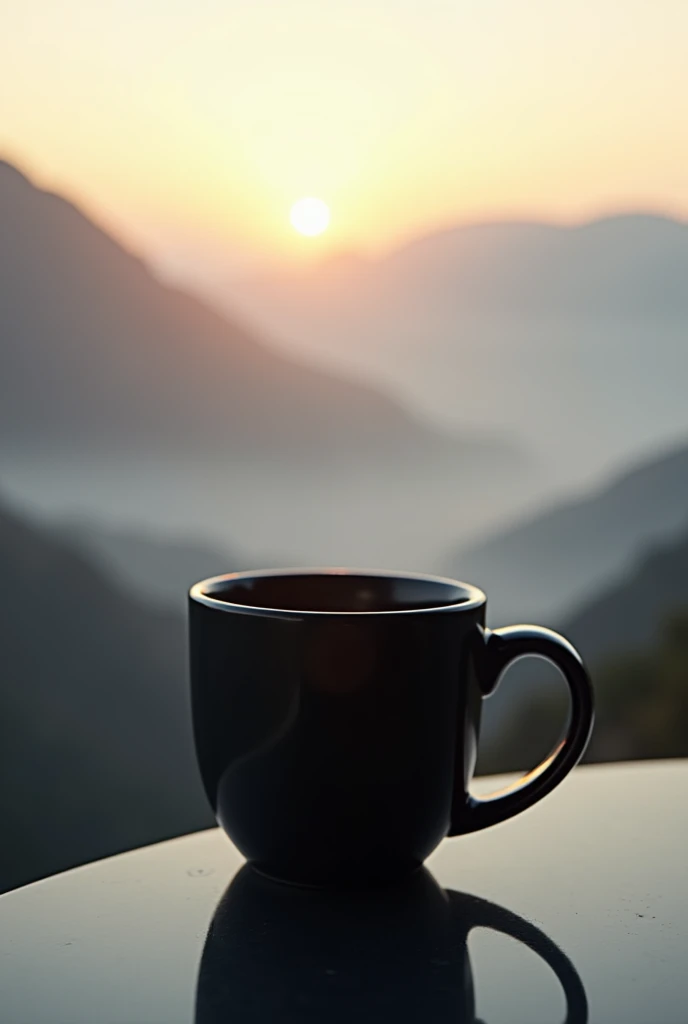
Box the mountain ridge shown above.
[0,156,521,469]
[224,208,688,486]
[478,517,688,773]
[0,491,213,893]
[447,440,688,627]
[561,519,688,666]
[237,210,688,312]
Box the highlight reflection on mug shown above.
[195,866,588,1024]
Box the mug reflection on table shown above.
[195,865,588,1024]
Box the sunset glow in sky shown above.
[3,0,688,278]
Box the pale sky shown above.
[3,0,688,278]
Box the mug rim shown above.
[189,567,486,618]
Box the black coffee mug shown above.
[189,569,594,886]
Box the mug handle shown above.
[457,625,594,834]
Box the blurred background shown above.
[2,0,688,892]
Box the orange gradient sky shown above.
[3,0,688,278]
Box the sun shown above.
[290,197,330,237]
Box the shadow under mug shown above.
[189,568,594,886]
[196,865,588,1024]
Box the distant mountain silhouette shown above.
[0,494,212,893]
[0,158,519,471]
[228,213,688,483]
[240,214,688,319]
[479,523,688,774]
[447,442,688,627]
[59,522,257,611]
[561,521,688,667]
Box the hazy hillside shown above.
[0,158,518,468]
[59,522,254,612]
[0,156,542,570]
[446,442,688,627]
[0,495,212,893]
[226,214,688,483]
[479,525,688,774]
[561,523,688,667]
[237,215,688,322]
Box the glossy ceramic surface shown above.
[1,761,686,1023]
[189,568,593,884]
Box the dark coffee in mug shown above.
[189,569,593,886]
